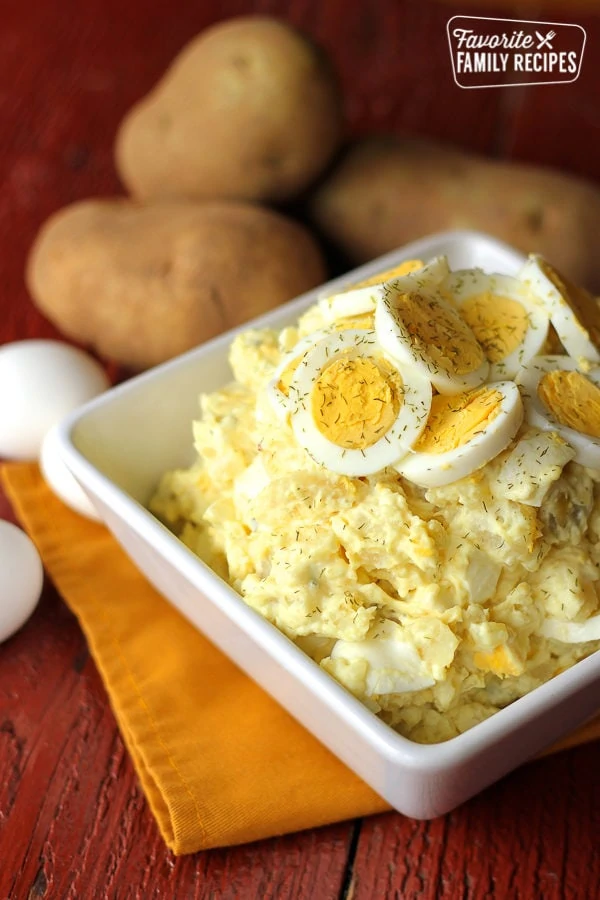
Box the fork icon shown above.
[536,29,556,49]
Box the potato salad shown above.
[151,254,600,743]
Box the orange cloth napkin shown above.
[3,462,600,854]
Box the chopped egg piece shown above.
[396,382,523,488]
[444,269,549,379]
[330,620,435,696]
[540,613,600,643]
[493,431,575,507]
[519,255,600,365]
[375,276,489,394]
[516,355,600,468]
[288,329,432,476]
[473,644,525,677]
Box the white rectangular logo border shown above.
[446,15,587,90]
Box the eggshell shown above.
[0,340,109,459]
[0,521,44,642]
[40,425,100,521]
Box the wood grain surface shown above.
[1,1,599,898]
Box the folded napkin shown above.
[3,463,599,854]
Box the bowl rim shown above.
[56,228,600,765]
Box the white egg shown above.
[374,276,489,394]
[396,381,523,488]
[319,256,450,325]
[0,521,44,643]
[540,614,600,643]
[288,329,432,477]
[331,620,435,696]
[516,355,600,468]
[0,341,109,460]
[40,425,100,520]
[444,269,549,380]
[518,255,600,365]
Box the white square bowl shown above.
[57,230,600,819]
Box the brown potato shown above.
[26,200,326,370]
[309,136,600,290]
[115,17,343,204]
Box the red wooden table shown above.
[1,1,599,897]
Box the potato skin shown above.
[309,137,600,290]
[26,200,326,370]
[115,16,343,203]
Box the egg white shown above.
[266,329,331,420]
[540,613,600,643]
[444,269,549,380]
[330,620,435,696]
[492,430,575,507]
[288,329,432,477]
[396,381,524,488]
[318,286,380,324]
[395,254,450,291]
[518,255,600,365]
[516,355,600,468]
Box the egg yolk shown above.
[538,370,600,438]
[473,646,524,677]
[385,289,485,376]
[460,294,529,363]
[415,386,502,453]
[333,313,375,331]
[349,259,424,290]
[278,319,376,395]
[312,356,402,449]
[541,259,600,349]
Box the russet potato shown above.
[310,137,600,290]
[26,199,326,370]
[115,17,344,203]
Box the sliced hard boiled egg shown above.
[267,314,382,420]
[396,381,523,488]
[348,258,427,289]
[375,277,489,394]
[266,329,330,420]
[444,269,549,380]
[318,257,448,325]
[318,286,379,326]
[288,329,432,476]
[518,255,600,366]
[540,613,600,643]
[330,620,435,696]
[516,355,600,468]
[400,255,450,288]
